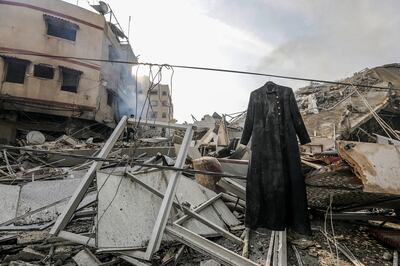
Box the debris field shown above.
[0,64,400,266]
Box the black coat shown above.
[240,81,311,235]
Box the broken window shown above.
[162,112,167,118]
[149,90,158,95]
[151,112,158,118]
[150,100,158,107]
[162,91,167,96]
[60,67,82,93]
[44,14,79,41]
[33,64,54,79]
[2,57,30,84]
[162,101,169,107]
[107,90,114,106]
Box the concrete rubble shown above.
[0,64,399,266]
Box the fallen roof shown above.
[296,64,400,138]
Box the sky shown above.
[65,0,400,122]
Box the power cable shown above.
[0,50,394,91]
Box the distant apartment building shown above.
[0,0,137,142]
[137,76,174,123]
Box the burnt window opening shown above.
[108,45,119,61]
[107,90,114,106]
[33,64,54,79]
[44,14,79,41]
[162,91,167,96]
[60,67,82,93]
[162,112,167,118]
[2,57,30,84]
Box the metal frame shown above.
[50,116,196,254]
[48,117,268,264]
[50,116,128,235]
[265,230,287,266]
[166,224,258,266]
[218,178,246,200]
[144,125,194,259]
[127,172,242,245]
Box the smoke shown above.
[254,0,400,88]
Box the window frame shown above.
[59,66,82,93]
[43,14,79,42]
[2,57,30,84]
[33,64,54,79]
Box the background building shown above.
[136,76,174,123]
[0,0,137,142]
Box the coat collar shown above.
[264,81,277,93]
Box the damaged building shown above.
[0,0,138,143]
[296,63,400,143]
[136,75,174,123]
[0,1,399,263]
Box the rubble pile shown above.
[0,64,399,266]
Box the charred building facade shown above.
[0,0,137,143]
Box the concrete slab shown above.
[338,141,400,195]
[0,184,20,224]
[96,170,234,249]
[16,179,82,225]
[73,249,101,266]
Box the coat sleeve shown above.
[289,89,311,145]
[240,93,254,146]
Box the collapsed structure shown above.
[0,2,399,264]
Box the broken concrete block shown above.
[73,249,101,266]
[0,184,20,224]
[200,259,221,266]
[8,261,39,266]
[17,231,50,245]
[14,247,46,261]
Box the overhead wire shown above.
[351,84,400,140]
[0,50,395,91]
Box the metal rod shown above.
[174,193,222,225]
[277,230,287,266]
[181,206,243,245]
[166,224,258,266]
[265,231,275,266]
